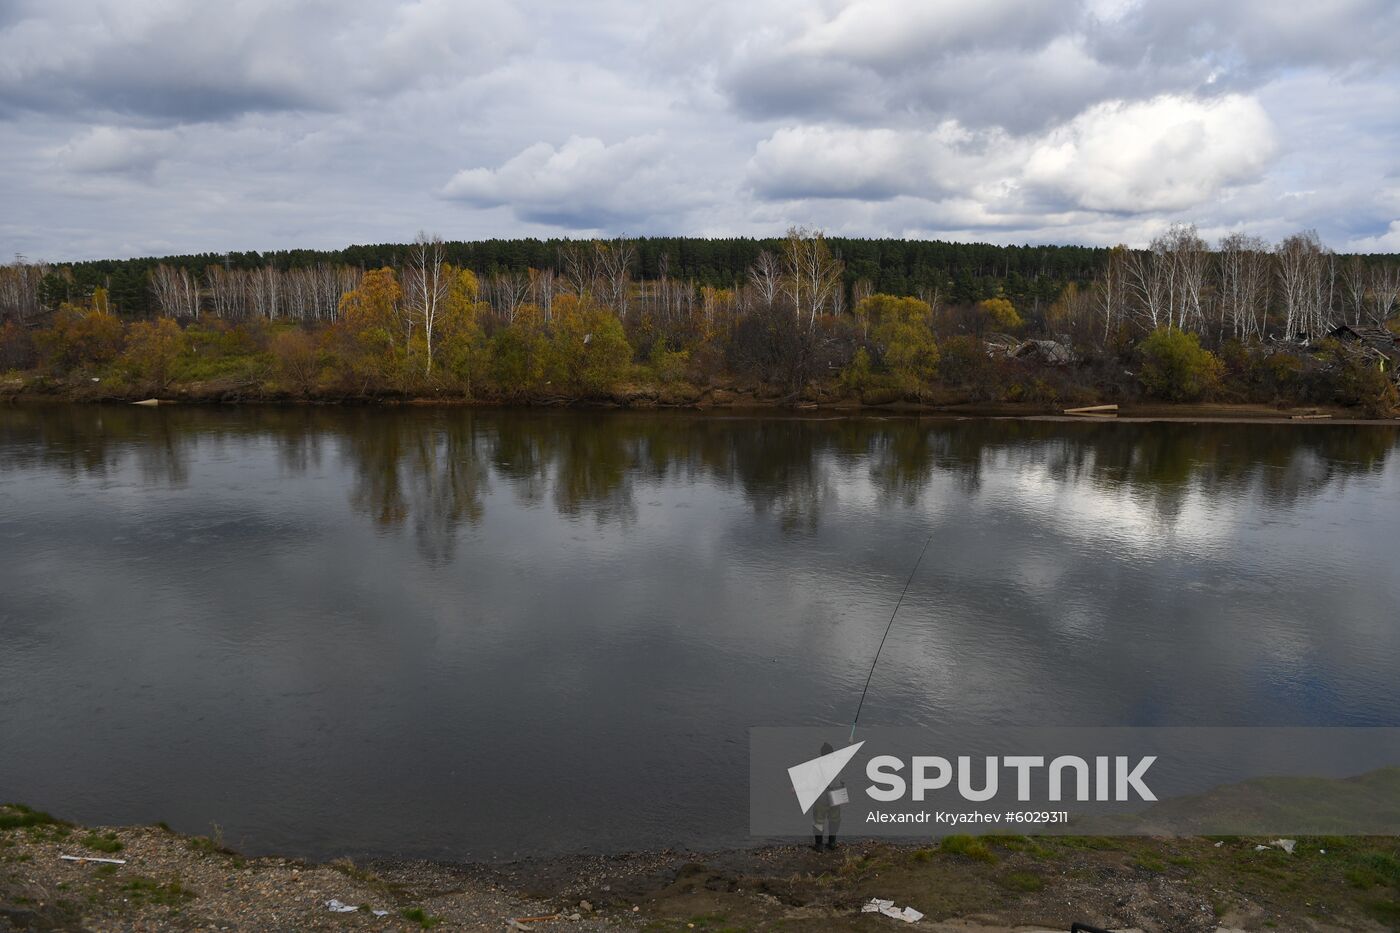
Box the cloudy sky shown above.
[2,0,1398,261]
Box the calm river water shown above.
[1,405,1398,860]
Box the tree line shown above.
[2,234,1104,322]
[1,226,1397,414]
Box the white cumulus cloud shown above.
[1022,94,1277,212]
[442,135,696,229]
[53,125,178,177]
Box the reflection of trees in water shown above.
[487,416,553,507]
[548,416,637,525]
[339,411,488,561]
[342,414,409,528]
[921,421,1398,527]
[703,420,833,532]
[0,405,192,484]
[486,414,641,524]
[408,425,488,562]
[4,407,1397,539]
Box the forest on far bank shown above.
[1,228,1398,415]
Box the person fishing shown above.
[823,533,931,853]
[812,742,844,851]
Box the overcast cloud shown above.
[1,0,1397,260]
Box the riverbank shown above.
[3,806,1397,932]
[2,374,1396,426]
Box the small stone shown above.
[632,905,640,912]
[579,900,592,911]
[568,913,580,922]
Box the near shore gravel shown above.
[4,805,1395,932]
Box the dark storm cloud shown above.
[1,0,1397,258]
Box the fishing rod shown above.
[850,533,934,743]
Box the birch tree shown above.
[249,265,281,320]
[0,260,47,320]
[780,227,843,327]
[1125,247,1166,331]
[595,239,636,320]
[1342,257,1369,325]
[1094,245,1129,344]
[405,232,449,375]
[748,250,781,307]
[1275,231,1327,340]
[1217,233,1270,340]
[150,264,200,319]
[1369,263,1400,325]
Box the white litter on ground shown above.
[861,897,923,922]
[326,898,389,916]
[60,855,127,865]
[1270,838,1297,854]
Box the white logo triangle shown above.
[787,741,864,813]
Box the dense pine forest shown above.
[1,229,1397,415]
[6,235,1105,320]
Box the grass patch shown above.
[1132,855,1166,873]
[838,853,890,877]
[995,836,1055,859]
[330,857,379,885]
[400,906,443,928]
[999,871,1044,892]
[82,832,123,853]
[1364,898,1400,925]
[1054,836,1121,851]
[940,835,996,862]
[123,876,196,907]
[188,835,234,857]
[0,804,67,831]
[1345,850,1400,890]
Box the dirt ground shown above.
[3,805,1398,932]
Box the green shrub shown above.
[1138,329,1224,401]
[82,831,123,853]
[401,907,443,928]
[0,804,65,831]
[840,346,872,393]
[647,341,690,384]
[940,834,995,862]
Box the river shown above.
[1,405,1398,860]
